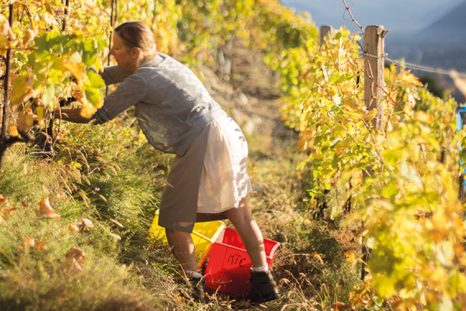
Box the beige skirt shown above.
[158,115,252,233]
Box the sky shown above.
[281,0,464,34]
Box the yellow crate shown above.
[148,212,225,266]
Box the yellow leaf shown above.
[311,251,324,264]
[413,111,433,124]
[400,71,422,87]
[16,111,35,132]
[297,131,313,151]
[69,52,82,64]
[8,125,19,137]
[22,29,35,47]
[11,75,35,106]
[65,62,84,82]
[364,108,378,121]
[0,14,14,49]
[36,106,44,120]
[344,252,356,264]
[79,104,97,119]
[72,88,84,102]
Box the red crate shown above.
[201,227,280,298]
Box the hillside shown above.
[419,0,466,44]
[387,0,466,94]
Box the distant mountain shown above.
[387,0,466,73]
[282,0,464,35]
[418,0,466,44]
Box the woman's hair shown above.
[114,21,157,61]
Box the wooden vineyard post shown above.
[62,0,70,31]
[320,25,331,45]
[0,4,14,166]
[361,25,387,280]
[364,25,386,130]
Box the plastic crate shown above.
[148,213,225,266]
[201,227,280,298]
[457,106,466,200]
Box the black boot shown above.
[189,275,206,303]
[249,271,279,303]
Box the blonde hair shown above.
[114,21,157,61]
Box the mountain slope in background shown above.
[387,0,466,82]
[417,0,466,44]
[281,0,463,34]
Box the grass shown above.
[0,123,172,310]
[0,120,362,310]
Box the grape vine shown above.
[263,17,466,310]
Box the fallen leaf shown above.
[311,251,325,264]
[34,240,45,251]
[236,299,252,308]
[109,233,121,241]
[0,194,8,205]
[69,224,79,232]
[24,236,35,249]
[78,218,94,232]
[37,197,60,219]
[332,301,349,310]
[344,252,357,266]
[70,258,84,271]
[0,207,16,219]
[65,247,86,271]
[109,218,124,229]
[66,247,85,260]
[175,295,185,304]
[23,236,45,251]
[0,195,15,220]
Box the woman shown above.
[56,21,278,303]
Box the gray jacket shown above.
[93,53,226,156]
